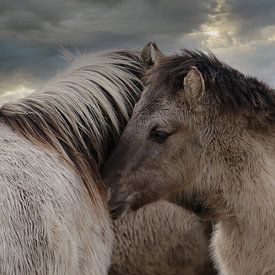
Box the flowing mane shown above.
[0,49,144,212]
[147,50,275,124]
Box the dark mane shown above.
[147,50,275,122]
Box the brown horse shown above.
[104,42,275,274]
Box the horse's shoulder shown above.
[0,122,79,192]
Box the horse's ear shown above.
[183,67,205,101]
[140,42,163,69]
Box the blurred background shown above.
[1,0,275,101]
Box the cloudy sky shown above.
[1,0,275,99]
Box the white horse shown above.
[0,49,143,275]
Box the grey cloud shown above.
[214,40,275,86]
[0,0,213,43]
[0,40,61,78]
[1,0,275,95]
[214,0,275,43]
[0,0,215,94]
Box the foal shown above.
[104,43,275,274]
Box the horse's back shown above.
[0,122,112,275]
[111,201,215,275]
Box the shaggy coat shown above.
[0,45,216,275]
[110,201,215,275]
[104,43,275,275]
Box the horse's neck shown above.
[214,151,275,248]
[226,180,274,229]
[222,153,275,220]
[211,157,275,274]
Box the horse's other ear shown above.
[140,42,163,69]
[183,67,205,102]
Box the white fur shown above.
[0,49,143,275]
[0,123,112,274]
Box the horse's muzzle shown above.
[108,191,129,219]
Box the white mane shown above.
[0,48,144,208]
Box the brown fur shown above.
[110,201,215,275]
[104,44,275,274]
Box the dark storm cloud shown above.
[211,0,275,43]
[0,0,212,43]
[0,40,58,75]
[200,0,275,86]
[0,0,215,93]
[1,0,275,95]
[228,0,275,32]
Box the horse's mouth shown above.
[108,191,146,219]
[110,200,147,219]
[108,193,129,219]
[109,200,128,219]
[108,190,133,219]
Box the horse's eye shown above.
[151,130,169,143]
